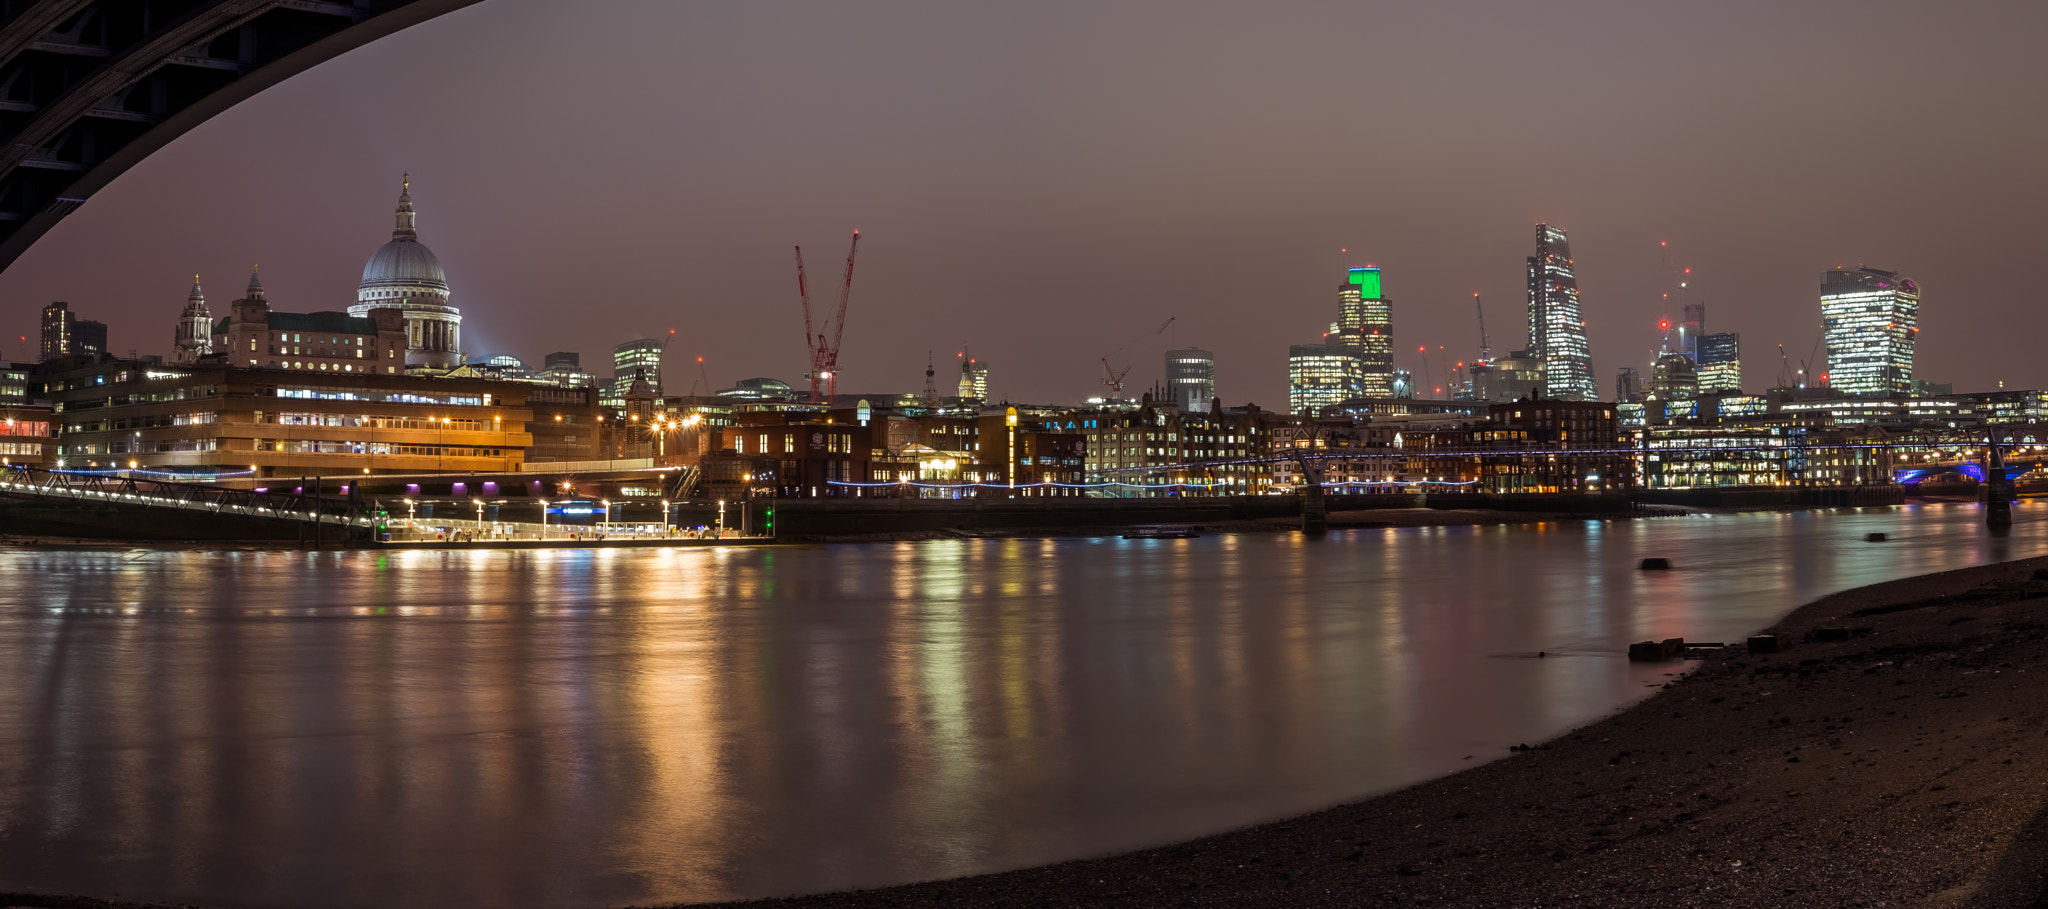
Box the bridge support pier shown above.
[1988,434,2013,529]
[1298,458,1328,535]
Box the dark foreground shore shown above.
[9,551,2048,909]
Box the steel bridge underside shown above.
[0,0,481,273]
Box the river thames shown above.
[0,503,2039,908]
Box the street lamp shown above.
[538,499,549,539]
[473,498,485,535]
[661,498,670,535]
[717,499,725,536]
[404,497,415,525]
[601,498,612,533]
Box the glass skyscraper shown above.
[1525,224,1598,401]
[1697,332,1741,394]
[1288,343,1362,415]
[1677,302,1705,361]
[1820,266,1917,397]
[1335,267,1393,396]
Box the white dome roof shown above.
[358,176,450,296]
[361,238,447,291]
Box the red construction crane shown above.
[795,230,860,405]
[688,356,714,397]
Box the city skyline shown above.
[0,1,2041,405]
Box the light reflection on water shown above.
[0,503,2041,908]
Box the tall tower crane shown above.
[795,230,861,405]
[1097,316,1175,396]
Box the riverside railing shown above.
[0,465,375,528]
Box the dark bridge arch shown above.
[0,0,483,272]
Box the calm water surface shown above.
[1,504,2042,907]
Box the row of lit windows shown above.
[264,360,390,374]
[256,439,504,457]
[275,388,487,406]
[257,412,489,431]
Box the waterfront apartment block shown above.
[1478,400,1630,492]
[1077,399,1272,496]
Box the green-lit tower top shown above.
[1347,267,1382,300]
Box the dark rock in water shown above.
[1867,532,1888,542]
[1629,638,1684,661]
[1640,557,1673,570]
[1747,633,1790,654]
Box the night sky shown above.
[1,0,2042,406]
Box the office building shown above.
[539,351,595,388]
[1525,224,1598,400]
[1698,332,1741,394]
[1165,347,1215,411]
[1288,343,1362,415]
[1470,350,1545,403]
[1821,266,1918,397]
[476,354,532,379]
[171,277,213,365]
[212,268,409,375]
[603,338,664,408]
[348,176,463,369]
[73,319,106,356]
[717,377,797,402]
[1335,267,1394,396]
[1651,351,1698,400]
[1616,367,1647,404]
[43,357,535,476]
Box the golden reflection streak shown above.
[611,549,729,898]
